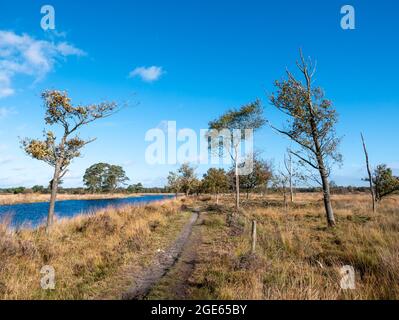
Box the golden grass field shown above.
[0,199,190,299]
[0,192,398,300]
[184,193,399,300]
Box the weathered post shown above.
[251,220,257,254]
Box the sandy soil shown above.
[122,210,200,300]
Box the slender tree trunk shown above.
[289,176,294,203]
[47,163,60,233]
[319,166,335,226]
[301,65,336,227]
[309,111,336,226]
[283,186,287,211]
[288,155,294,203]
[313,136,335,226]
[235,164,240,212]
[361,133,376,213]
[216,193,219,205]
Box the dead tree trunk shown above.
[361,133,376,213]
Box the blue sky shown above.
[0,0,398,188]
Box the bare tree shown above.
[21,90,120,233]
[269,50,342,227]
[272,170,289,211]
[361,133,376,213]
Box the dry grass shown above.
[188,193,399,300]
[0,199,190,300]
[0,193,145,206]
[2,192,398,300]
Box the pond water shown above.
[0,194,174,228]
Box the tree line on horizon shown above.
[1,165,396,201]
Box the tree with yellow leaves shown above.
[21,90,120,233]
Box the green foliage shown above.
[202,168,230,195]
[269,51,342,179]
[21,90,119,182]
[268,51,341,226]
[167,163,198,196]
[42,90,117,126]
[208,100,265,158]
[167,171,181,195]
[208,100,265,210]
[4,187,26,194]
[127,183,144,193]
[208,100,265,132]
[237,158,273,194]
[178,163,198,195]
[83,163,129,193]
[370,165,399,201]
[32,185,46,193]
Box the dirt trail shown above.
[122,210,202,300]
[146,211,205,299]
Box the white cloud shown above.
[129,66,164,82]
[56,42,86,56]
[0,30,86,98]
[0,73,14,97]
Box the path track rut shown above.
[122,210,200,300]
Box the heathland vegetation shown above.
[1,193,398,299]
[1,51,399,300]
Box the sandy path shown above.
[146,212,205,299]
[122,210,200,300]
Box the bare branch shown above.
[289,150,318,170]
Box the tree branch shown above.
[290,150,319,170]
[268,123,316,154]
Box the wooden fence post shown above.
[251,220,257,255]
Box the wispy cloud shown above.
[0,106,16,119]
[0,30,86,98]
[0,107,10,118]
[129,66,164,82]
[0,157,14,165]
[63,171,82,181]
